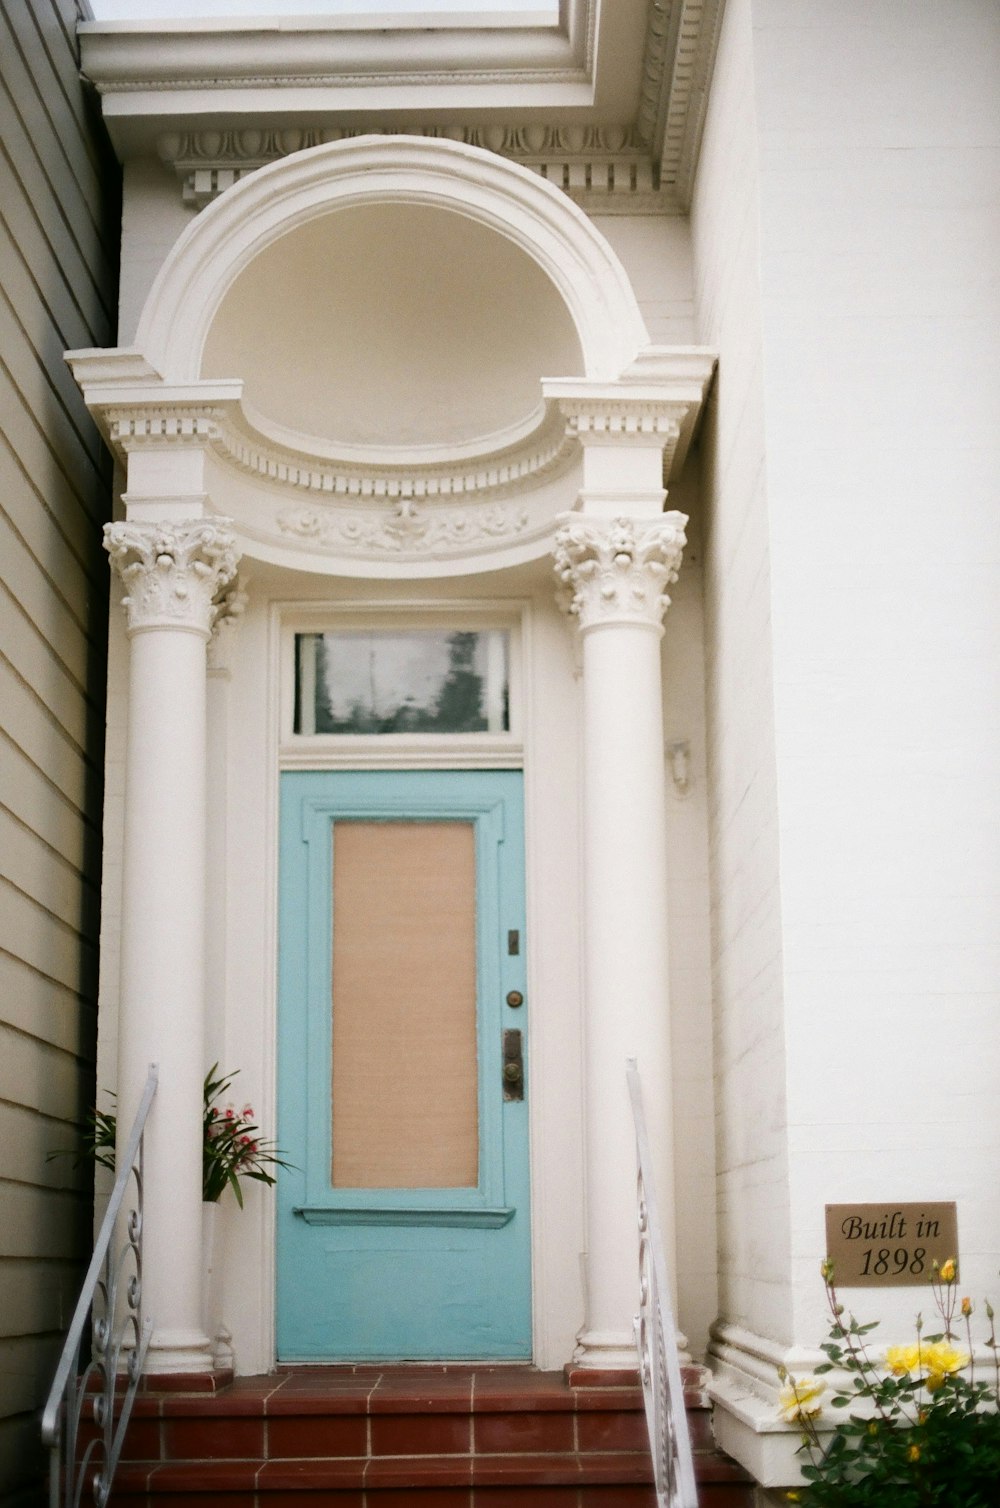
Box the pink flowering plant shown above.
[202,1065,291,1207]
[60,1067,290,1208]
[778,1259,1000,1506]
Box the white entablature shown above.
[80,0,726,214]
[68,135,715,580]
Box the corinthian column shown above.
[106,518,239,1374]
[554,512,687,1370]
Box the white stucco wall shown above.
[694,0,1000,1384]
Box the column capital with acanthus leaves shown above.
[104,518,240,638]
[552,512,688,633]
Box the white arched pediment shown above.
[68,136,715,577]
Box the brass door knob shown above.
[503,1062,523,1084]
[506,990,524,1008]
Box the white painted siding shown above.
[0,0,118,1497]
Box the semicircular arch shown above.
[134,135,649,384]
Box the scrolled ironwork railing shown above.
[42,1064,158,1508]
[627,1058,699,1508]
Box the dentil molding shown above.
[553,513,688,631]
[105,519,240,637]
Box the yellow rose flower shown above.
[922,1340,968,1390]
[778,1375,826,1424]
[938,1258,957,1283]
[908,1443,921,1462]
[961,1296,973,1318]
[885,1344,922,1375]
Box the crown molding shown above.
[80,0,727,213]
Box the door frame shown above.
[205,588,588,1374]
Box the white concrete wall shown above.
[754,0,1000,1342]
[691,0,792,1348]
[693,0,1000,1463]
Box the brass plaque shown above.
[824,1203,959,1287]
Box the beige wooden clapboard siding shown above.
[0,0,119,1499]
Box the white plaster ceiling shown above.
[200,202,583,450]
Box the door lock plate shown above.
[502,1028,524,1101]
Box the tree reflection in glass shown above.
[294,629,509,735]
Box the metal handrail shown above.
[626,1058,699,1508]
[42,1064,158,1508]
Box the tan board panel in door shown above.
[331,820,479,1189]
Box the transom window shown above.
[294,629,510,736]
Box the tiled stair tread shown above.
[118,1453,751,1486]
[131,1371,655,1417]
[110,1366,754,1503]
[119,1452,664,1489]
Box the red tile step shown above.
[107,1366,753,1507]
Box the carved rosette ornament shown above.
[104,520,240,638]
[553,513,688,631]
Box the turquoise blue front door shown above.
[277,770,531,1360]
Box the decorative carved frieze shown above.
[105,519,240,637]
[278,499,530,556]
[158,122,674,215]
[553,513,687,631]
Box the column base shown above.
[574,1326,694,1373]
[145,1326,215,1376]
[572,1328,639,1371]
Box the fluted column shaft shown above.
[554,513,687,1369]
[106,519,239,1374]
